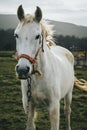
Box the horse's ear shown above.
[17,5,25,21]
[35,6,42,22]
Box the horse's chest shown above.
[32,89,46,100]
[31,78,50,102]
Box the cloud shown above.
[0,0,87,26]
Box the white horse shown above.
[14,5,74,130]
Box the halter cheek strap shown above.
[41,33,44,52]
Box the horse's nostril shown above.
[16,65,19,73]
[26,66,30,73]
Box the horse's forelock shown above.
[21,14,55,46]
[23,14,34,25]
[22,16,53,37]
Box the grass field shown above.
[0,51,87,130]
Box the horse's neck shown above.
[38,42,52,73]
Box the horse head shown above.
[15,5,43,79]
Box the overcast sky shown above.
[0,0,87,27]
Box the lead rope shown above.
[24,76,32,130]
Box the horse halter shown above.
[15,33,44,76]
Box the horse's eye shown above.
[35,34,40,40]
[14,34,19,39]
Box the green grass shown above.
[0,51,87,130]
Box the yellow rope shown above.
[74,77,87,91]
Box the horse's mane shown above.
[40,20,56,46]
[24,14,56,46]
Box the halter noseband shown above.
[16,46,42,64]
[16,54,36,64]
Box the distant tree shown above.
[54,35,87,51]
[0,29,16,51]
[0,30,87,51]
[79,38,87,51]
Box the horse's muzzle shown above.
[16,65,30,79]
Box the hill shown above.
[0,14,18,29]
[0,14,87,38]
[50,20,87,38]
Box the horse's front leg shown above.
[26,102,35,130]
[21,80,35,130]
[64,91,72,130]
[49,99,60,130]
